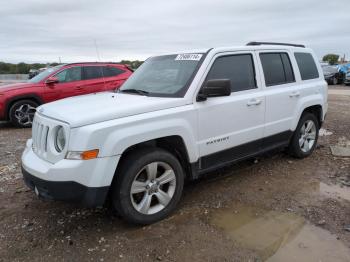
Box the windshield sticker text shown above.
[175,54,202,61]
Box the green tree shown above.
[120,60,144,70]
[322,54,339,65]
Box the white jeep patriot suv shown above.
[22,42,328,224]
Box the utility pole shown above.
[94,39,101,61]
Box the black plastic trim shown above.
[190,131,293,177]
[22,166,109,207]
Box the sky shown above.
[0,0,349,63]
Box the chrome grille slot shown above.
[43,126,49,152]
[32,118,50,157]
[31,113,69,163]
[37,124,43,152]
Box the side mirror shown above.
[197,79,231,101]
[45,76,59,85]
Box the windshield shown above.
[119,54,204,97]
[28,65,65,83]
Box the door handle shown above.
[75,86,83,90]
[289,91,300,98]
[247,98,262,106]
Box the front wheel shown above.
[112,148,184,225]
[332,77,338,85]
[288,113,319,158]
[9,100,38,128]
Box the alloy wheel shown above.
[299,120,317,153]
[14,104,36,126]
[130,161,176,215]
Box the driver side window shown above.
[55,67,82,83]
[206,54,257,92]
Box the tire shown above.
[288,113,319,158]
[9,100,38,128]
[332,77,338,85]
[112,147,185,225]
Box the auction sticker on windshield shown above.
[175,54,202,61]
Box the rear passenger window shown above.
[206,54,256,92]
[83,66,103,80]
[260,53,295,86]
[103,67,125,77]
[294,52,319,80]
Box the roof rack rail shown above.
[246,41,305,48]
[66,62,127,66]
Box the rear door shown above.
[256,51,300,146]
[196,51,265,170]
[102,66,129,91]
[81,66,106,93]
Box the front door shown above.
[196,52,265,170]
[44,66,84,101]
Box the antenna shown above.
[93,39,105,86]
[94,39,101,61]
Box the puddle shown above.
[210,205,350,261]
[311,182,350,201]
[331,137,350,157]
[307,181,350,201]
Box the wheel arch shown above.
[301,105,323,127]
[292,94,324,131]
[114,135,194,181]
[5,94,43,120]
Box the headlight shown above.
[55,126,66,152]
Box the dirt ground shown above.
[0,86,350,261]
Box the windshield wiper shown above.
[119,89,149,96]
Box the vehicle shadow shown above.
[0,121,12,128]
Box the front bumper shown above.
[0,99,5,120]
[324,75,334,81]
[22,167,109,207]
[21,139,120,207]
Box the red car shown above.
[0,62,133,127]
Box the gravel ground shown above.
[0,86,349,261]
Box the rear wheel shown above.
[9,100,38,128]
[112,147,184,225]
[288,113,319,158]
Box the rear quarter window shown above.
[294,52,319,80]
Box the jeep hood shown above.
[38,92,188,127]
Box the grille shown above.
[32,120,49,156]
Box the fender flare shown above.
[291,95,324,131]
